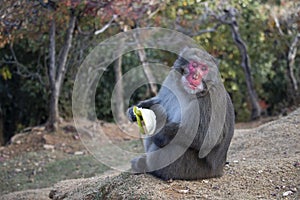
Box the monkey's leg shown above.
[131,137,158,174]
[131,154,147,174]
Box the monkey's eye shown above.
[182,67,189,75]
[201,65,208,71]
[192,62,198,68]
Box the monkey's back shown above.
[150,92,234,180]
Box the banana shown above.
[133,106,156,135]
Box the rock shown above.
[42,135,56,145]
[290,187,297,192]
[43,144,55,150]
[15,168,22,173]
[282,191,293,197]
[10,133,26,144]
[202,180,209,183]
[32,126,45,132]
[176,188,189,194]
[74,151,84,155]
[73,135,80,140]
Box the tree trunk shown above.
[47,17,59,131]
[46,12,76,131]
[113,56,126,124]
[286,33,300,104]
[134,32,158,96]
[0,107,4,145]
[228,12,261,120]
[137,48,158,96]
[287,33,299,92]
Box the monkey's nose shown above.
[193,73,199,80]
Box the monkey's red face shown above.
[182,61,209,94]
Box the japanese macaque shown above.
[127,47,234,180]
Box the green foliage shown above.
[0,66,12,80]
[0,0,299,141]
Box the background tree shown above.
[271,1,300,104]
[0,0,299,143]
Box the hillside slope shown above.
[3,108,300,200]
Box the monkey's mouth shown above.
[187,81,204,91]
[188,83,199,90]
[181,77,207,95]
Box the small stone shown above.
[15,168,22,173]
[166,179,173,183]
[43,144,55,150]
[290,188,297,192]
[258,170,263,173]
[74,151,84,155]
[282,191,293,197]
[212,185,220,190]
[16,140,21,144]
[233,160,239,163]
[270,193,276,197]
[177,189,189,194]
[293,161,300,168]
[202,180,209,183]
[73,135,80,140]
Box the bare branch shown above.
[272,12,284,36]
[287,33,300,91]
[4,45,45,85]
[94,15,117,35]
[148,7,160,19]
[190,23,221,37]
[77,25,95,36]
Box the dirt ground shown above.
[1,109,300,199]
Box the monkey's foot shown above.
[131,155,147,174]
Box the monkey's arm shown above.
[152,122,179,147]
[197,92,234,159]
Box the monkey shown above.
[127,47,235,180]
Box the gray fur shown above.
[127,48,234,180]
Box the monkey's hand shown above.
[126,98,159,123]
[126,106,137,122]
